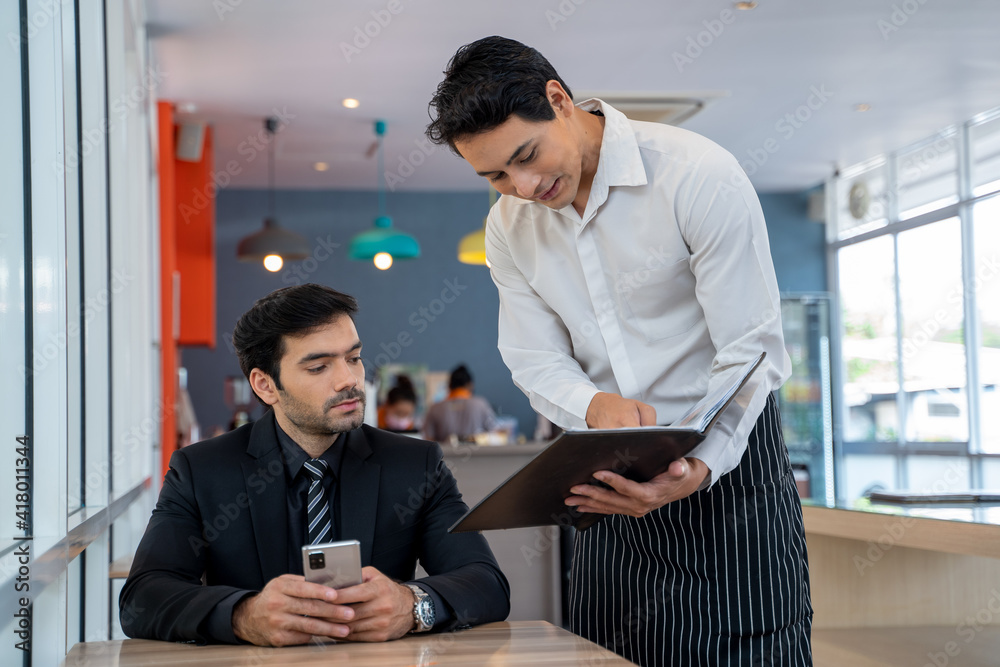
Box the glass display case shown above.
[779,294,835,503]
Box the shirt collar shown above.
[566,98,648,222]
[274,417,344,482]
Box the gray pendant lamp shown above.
[236,117,311,272]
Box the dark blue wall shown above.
[183,188,826,436]
[759,190,828,294]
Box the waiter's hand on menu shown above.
[574,391,710,516]
[565,458,710,517]
[585,392,657,429]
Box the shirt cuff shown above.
[687,379,772,488]
[408,582,453,630]
[532,383,600,431]
[202,590,256,644]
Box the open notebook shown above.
[450,352,767,533]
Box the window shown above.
[897,218,967,442]
[829,107,1000,495]
[974,196,1000,453]
[838,237,899,442]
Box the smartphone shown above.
[301,539,363,589]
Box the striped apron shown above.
[569,394,813,666]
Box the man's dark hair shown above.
[426,36,572,152]
[449,364,473,390]
[232,284,358,397]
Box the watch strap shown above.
[404,583,435,633]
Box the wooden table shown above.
[108,553,133,579]
[63,621,634,666]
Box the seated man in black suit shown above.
[120,284,510,646]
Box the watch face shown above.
[417,598,435,627]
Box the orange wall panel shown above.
[174,125,217,347]
[158,101,178,482]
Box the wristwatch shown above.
[404,583,435,633]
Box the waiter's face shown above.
[269,316,367,436]
[454,83,582,210]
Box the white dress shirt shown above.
[485,99,791,487]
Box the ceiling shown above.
[145,0,1000,193]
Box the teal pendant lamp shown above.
[348,120,420,270]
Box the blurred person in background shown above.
[423,364,497,443]
[377,375,418,433]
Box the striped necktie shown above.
[302,459,333,545]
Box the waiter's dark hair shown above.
[233,284,358,399]
[426,36,572,153]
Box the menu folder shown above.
[449,352,767,533]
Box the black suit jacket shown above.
[119,412,510,643]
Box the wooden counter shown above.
[63,621,632,666]
[804,502,1000,666]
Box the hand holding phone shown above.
[301,539,364,590]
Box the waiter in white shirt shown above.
[427,37,812,666]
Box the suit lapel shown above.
[337,428,379,566]
[242,411,289,583]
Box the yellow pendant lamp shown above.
[458,187,497,266]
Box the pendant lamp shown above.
[236,117,310,272]
[348,120,420,270]
[458,187,497,267]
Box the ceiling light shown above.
[735,1,757,9]
[348,120,420,268]
[373,252,393,270]
[236,117,311,268]
[342,98,360,109]
[854,103,872,112]
[178,102,198,114]
[314,161,329,171]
